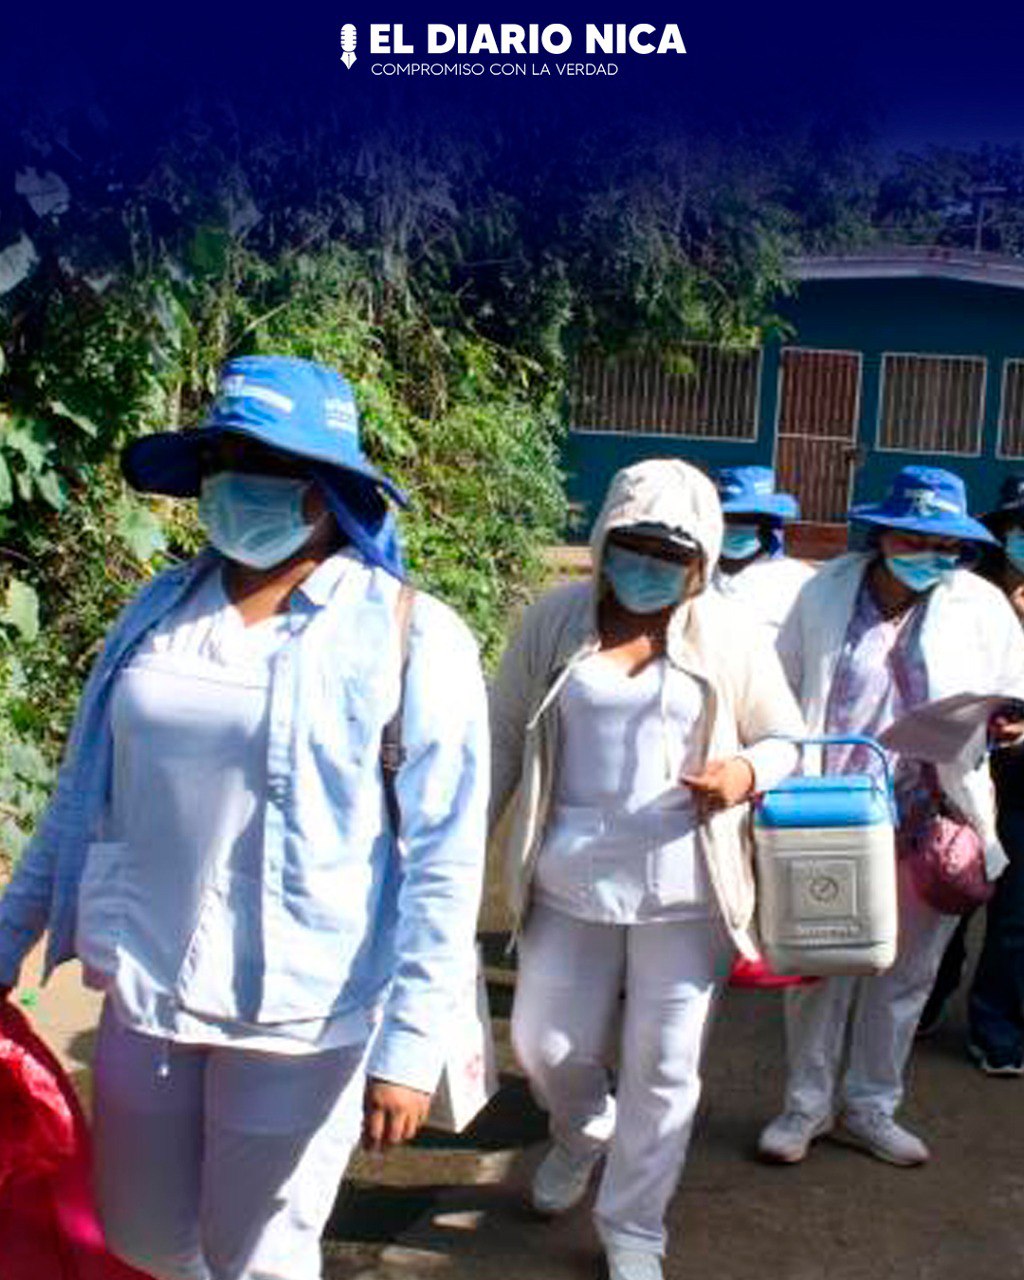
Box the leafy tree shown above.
[876,144,1024,255]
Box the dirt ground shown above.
[322,909,1024,1280]
[12,843,1024,1280]
[311,857,1024,1280]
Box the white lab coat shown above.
[779,551,1024,878]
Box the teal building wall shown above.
[563,274,1024,538]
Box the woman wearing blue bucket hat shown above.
[711,466,814,637]
[758,464,1024,1168]
[0,356,490,1280]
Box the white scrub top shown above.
[535,652,712,923]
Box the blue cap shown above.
[849,465,996,545]
[715,466,799,521]
[121,355,407,506]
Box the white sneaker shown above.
[530,1143,603,1215]
[757,1110,832,1163]
[834,1111,929,1166]
[757,1105,829,1167]
[605,1246,664,1280]
[967,1041,1024,1077]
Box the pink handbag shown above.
[888,653,996,917]
[900,814,995,916]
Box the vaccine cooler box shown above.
[753,736,898,976]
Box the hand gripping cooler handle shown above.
[764,733,896,818]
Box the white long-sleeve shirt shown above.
[712,555,815,638]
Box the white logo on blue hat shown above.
[905,487,960,518]
[324,396,358,435]
[218,375,294,415]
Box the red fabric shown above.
[0,1003,152,1280]
[728,955,819,990]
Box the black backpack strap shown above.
[381,583,416,838]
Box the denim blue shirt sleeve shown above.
[367,591,489,1091]
[0,560,207,988]
[0,552,490,1099]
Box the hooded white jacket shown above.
[777,552,1024,879]
[489,459,805,958]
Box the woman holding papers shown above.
[759,465,1024,1167]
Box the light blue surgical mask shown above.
[885,551,959,594]
[1005,528,1024,574]
[199,472,318,569]
[721,526,763,562]
[603,543,688,613]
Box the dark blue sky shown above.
[4,1,1024,155]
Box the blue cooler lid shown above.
[756,775,891,829]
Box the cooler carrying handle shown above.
[764,733,896,818]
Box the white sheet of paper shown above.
[877,693,1013,764]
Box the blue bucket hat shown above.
[715,466,800,521]
[848,465,997,545]
[121,355,407,507]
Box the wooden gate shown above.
[774,348,862,522]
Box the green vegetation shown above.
[0,229,569,866]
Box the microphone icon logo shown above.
[340,24,357,68]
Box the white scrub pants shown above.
[92,1001,368,1280]
[782,859,960,1122]
[512,902,732,1256]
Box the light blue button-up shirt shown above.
[0,549,489,1092]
